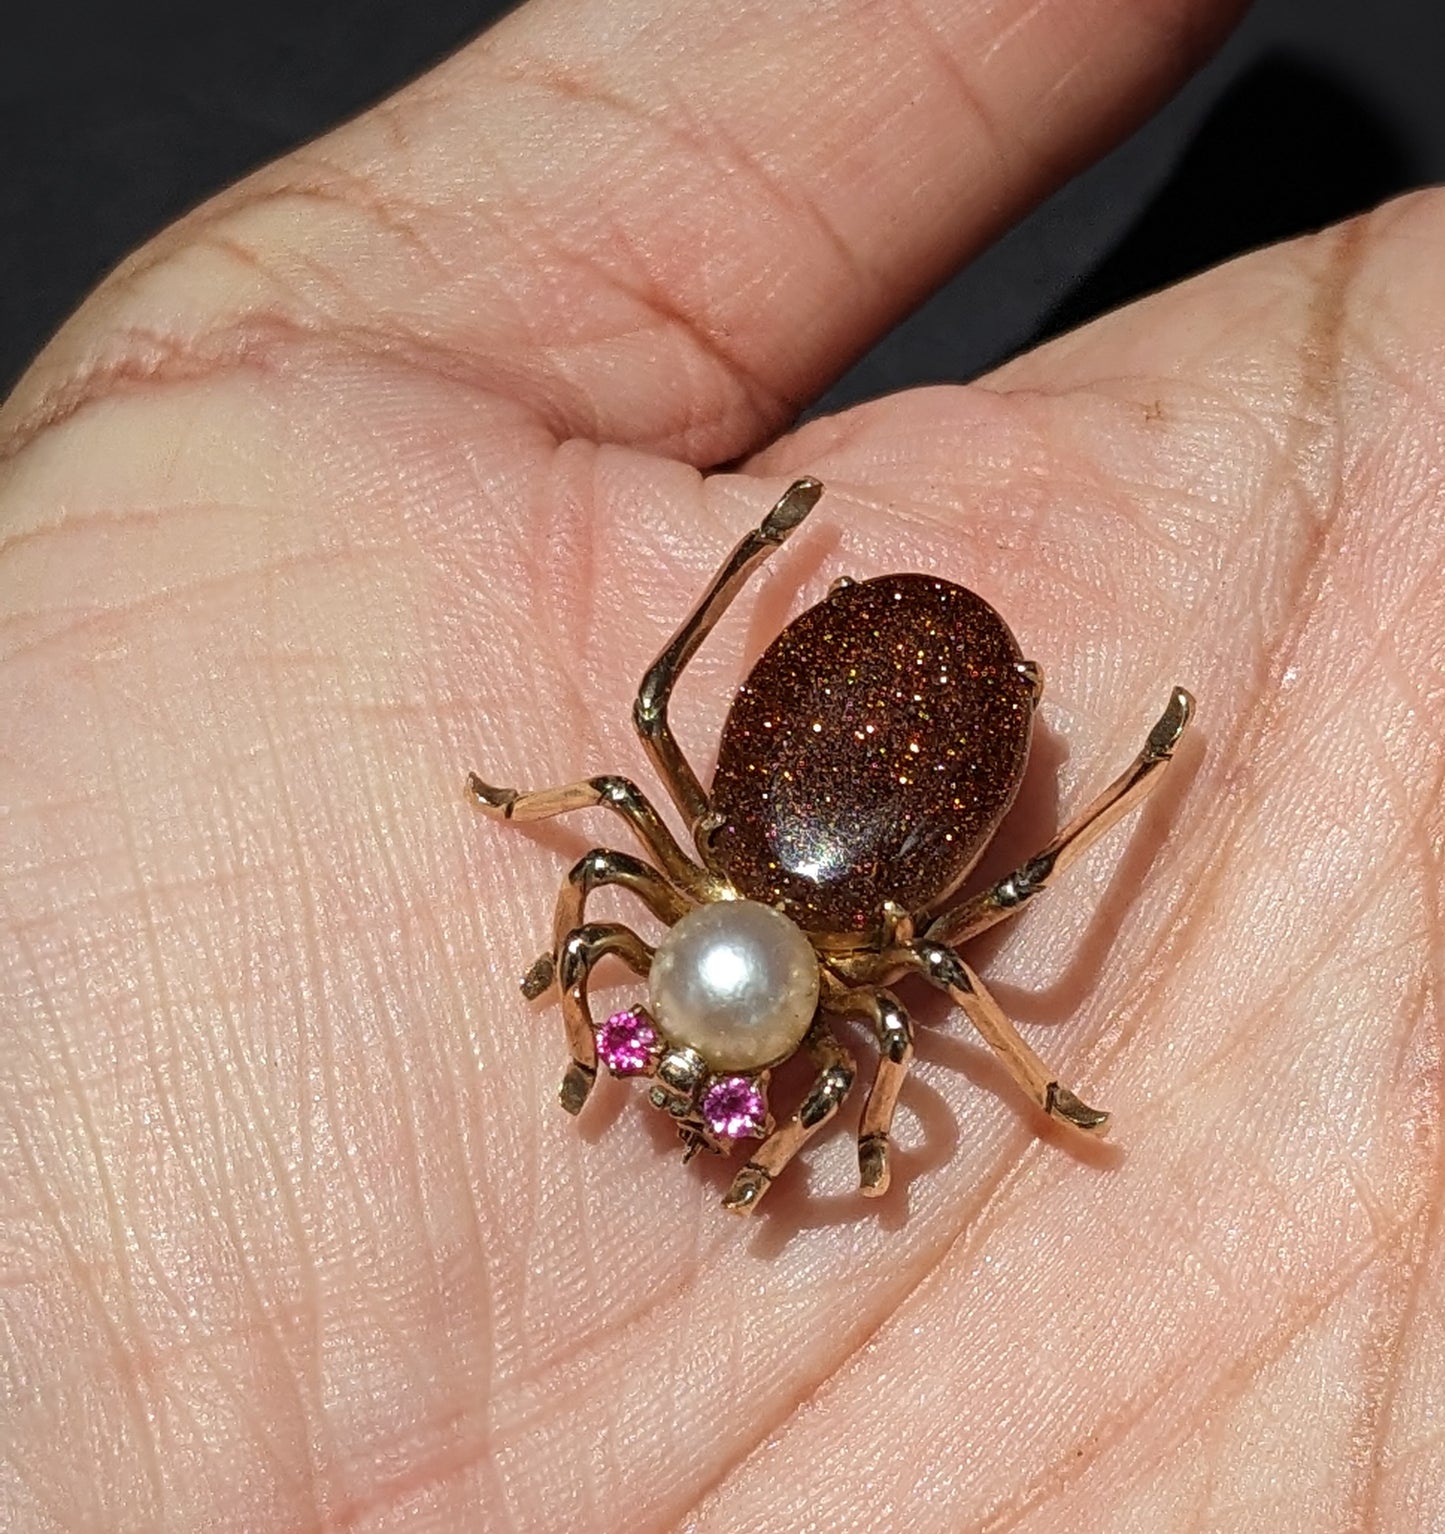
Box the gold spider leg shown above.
[900,940,1109,1135]
[822,985,915,1196]
[467,771,714,901]
[518,848,696,1000]
[634,477,824,843]
[555,922,654,1115]
[926,686,1193,948]
[723,1025,857,1215]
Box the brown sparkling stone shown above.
[710,574,1034,935]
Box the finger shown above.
[7,0,1246,465]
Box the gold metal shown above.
[652,1055,778,1165]
[520,847,693,1001]
[634,478,823,840]
[925,686,1192,947]
[878,899,914,949]
[520,954,555,1000]
[723,1026,856,1213]
[1015,658,1044,704]
[894,940,1108,1134]
[556,923,653,1115]
[467,770,715,900]
[821,980,914,1196]
[529,848,695,998]
[467,479,1193,1214]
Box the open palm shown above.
[3,0,1441,1528]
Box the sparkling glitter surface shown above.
[710,574,1033,933]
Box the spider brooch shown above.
[468,479,1192,1213]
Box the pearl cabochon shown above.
[648,899,820,1073]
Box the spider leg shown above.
[823,985,914,1196]
[901,940,1109,1135]
[554,922,654,1116]
[634,478,823,842]
[467,770,714,899]
[518,848,696,999]
[722,1024,856,1215]
[925,686,1193,948]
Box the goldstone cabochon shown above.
[710,574,1034,934]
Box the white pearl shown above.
[649,900,819,1073]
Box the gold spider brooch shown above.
[468,479,1191,1213]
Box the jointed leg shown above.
[467,770,713,898]
[901,940,1108,1134]
[520,847,695,1000]
[633,478,823,838]
[926,686,1193,948]
[823,985,914,1196]
[723,1024,856,1214]
[554,922,653,1115]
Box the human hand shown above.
[3,0,1440,1528]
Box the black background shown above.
[3,0,1444,410]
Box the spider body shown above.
[710,572,1034,934]
[469,479,1192,1214]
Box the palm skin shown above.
[2,0,1442,1528]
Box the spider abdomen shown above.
[710,574,1035,934]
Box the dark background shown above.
[3,0,1444,409]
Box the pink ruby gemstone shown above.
[597,1008,657,1075]
[701,1076,767,1139]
